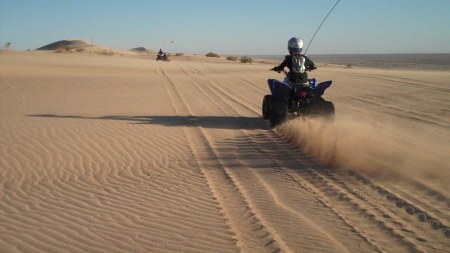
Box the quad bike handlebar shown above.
[270,66,316,76]
[269,68,288,76]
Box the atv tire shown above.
[262,95,271,120]
[322,101,335,120]
[309,98,335,120]
[269,98,288,128]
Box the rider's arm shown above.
[304,56,315,70]
[273,56,289,72]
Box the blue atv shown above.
[262,69,335,127]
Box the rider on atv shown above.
[157,49,170,61]
[271,37,316,86]
[158,49,166,58]
[263,37,335,127]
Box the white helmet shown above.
[288,37,303,54]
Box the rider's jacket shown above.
[274,55,315,84]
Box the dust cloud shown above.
[278,116,450,179]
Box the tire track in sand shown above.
[185,67,448,252]
[159,65,283,252]
[179,66,378,252]
[244,131,433,253]
[345,171,450,247]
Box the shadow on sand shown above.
[28,114,269,130]
[29,114,331,172]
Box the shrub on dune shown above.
[205,52,220,58]
[226,56,238,61]
[240,56,254,63]
[98,49,114,56]
[55,45,72,53]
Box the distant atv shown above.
[156,53,170,61]
[262,69,335,127]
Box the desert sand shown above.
[1,51,449,252]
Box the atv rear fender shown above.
[267,79,291,101]
[315,81,332,96]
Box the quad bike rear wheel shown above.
[269,98,288,128]
[322,101,335,120]
[262,95,272,120]
[309,98,335,120]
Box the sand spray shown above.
[278,115,450,179]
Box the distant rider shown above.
[157,48,168,60]
[272,37,316,86]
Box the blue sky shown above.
[1,0,449,55]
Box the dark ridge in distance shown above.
[36,40,88,50]
[251,53,450,71]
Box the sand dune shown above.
[35,40,89,51]
[1,51,449,252]
[35,40,139,56]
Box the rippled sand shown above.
[1,51,449,252]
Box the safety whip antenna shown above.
[304,0,341,54]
